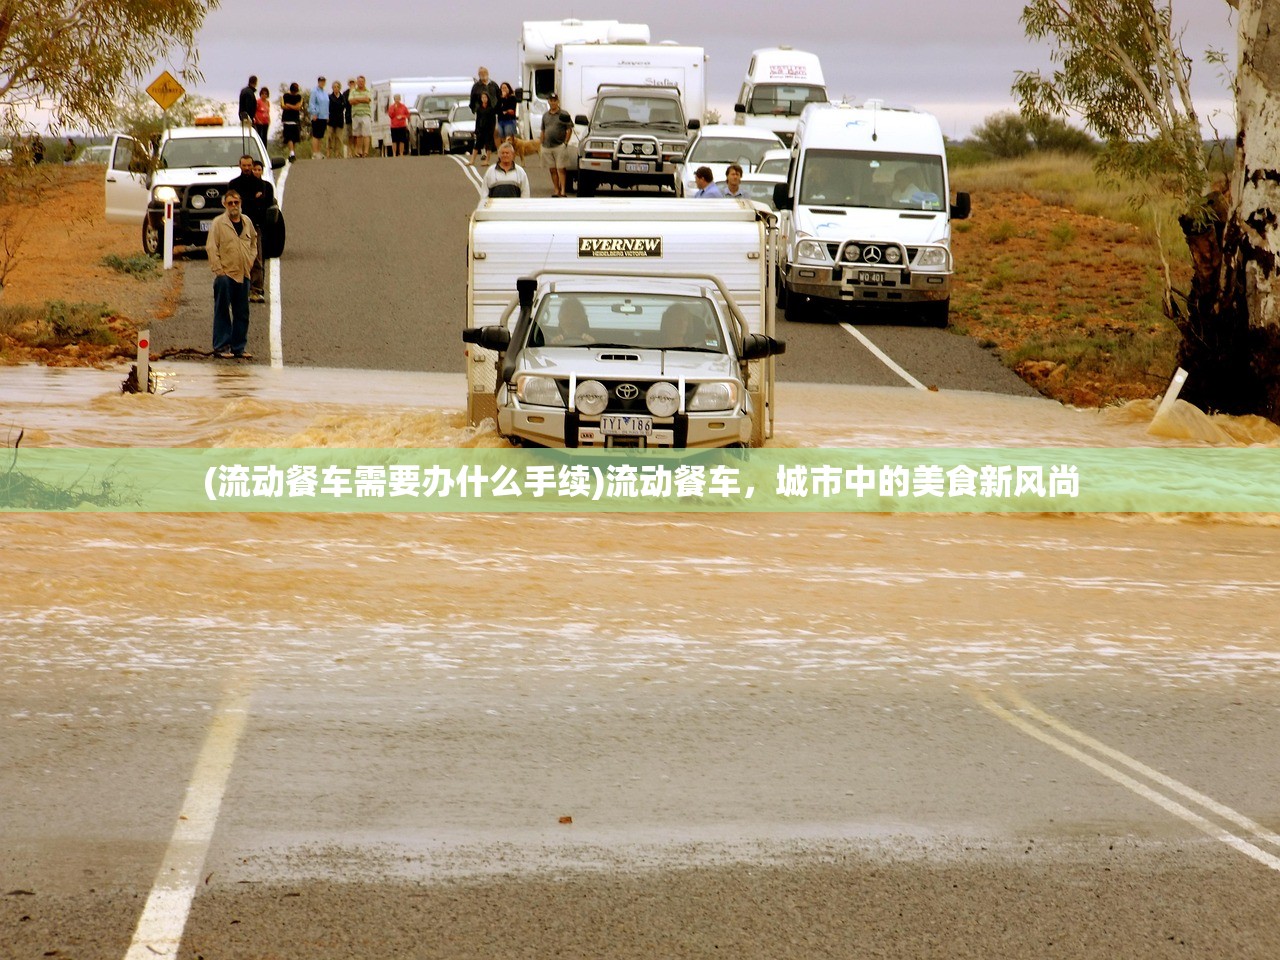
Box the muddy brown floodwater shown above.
[3,362,1279,959]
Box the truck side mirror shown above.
[773,182,792,211]
[951,191,971,221]
[740,333,786,361]
[734,103,746,114]
[687,119,701,131]
[462,326,512,352]
[574,114,588,125]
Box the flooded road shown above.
[3,363,1279,958]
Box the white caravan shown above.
[517,19,650,139]
[775,100,971,326]
[733,47,827,145]
[463,198,784,448]
[556,41,706,136]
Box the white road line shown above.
[1003,689,1280,850]
[972,689,1280,873]
[838,322,927,390]
[268,164,291,369]
[122,684,253,960]
[452,154,486,194]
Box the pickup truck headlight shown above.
[152,186,179,203]
[645,382,681,417]
[795,238,829,262]
[515,376,564,407]
[915,246,950,268]
[688,382,739,412]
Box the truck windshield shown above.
[747,85,826,117]
[594,97,684,128]
[799,149,945,211]
[530,293,725,352]
[416,96,462,114]
[159,136,263,169]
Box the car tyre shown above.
[141,213,162,257]
[576,172,595,197]
[923,299,949,328]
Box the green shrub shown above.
[101,252,161,277]
[38,301,116,346]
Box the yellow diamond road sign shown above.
[146,71,185,111]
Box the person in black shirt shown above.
[226,155,274,302]
[280,82,303,162]
[239,75,259,123]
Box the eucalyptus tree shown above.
[1015,0,1280,419]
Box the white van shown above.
[733,47,827,145]
[517,20,650,139]
[775,100,971,326]
[371,78,466,156]
[463,198,784,447]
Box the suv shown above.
[574,84,697,197]
[411,93,467,155]
[463,275,784,449]
[104,120,284,255]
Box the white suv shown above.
[104,120,282,255]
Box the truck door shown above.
[104,134,151,225]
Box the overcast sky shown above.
[165,0,1236,138]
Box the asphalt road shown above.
[149,155,1037,396]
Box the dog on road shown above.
[504,136,543,164]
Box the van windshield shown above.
[747,84,826,117]
[799,149,945,211]
[159,136,264,169]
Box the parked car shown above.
[674,124,784,197]
[412,92,468,155]
[756,147,790,177]
[726,172,787,209]
[440,103,476,154]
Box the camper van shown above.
[774,100,971,326]
[517,20,650,139]
[733,47,827,145]
[463,198,784,448]
[371,78,467,156]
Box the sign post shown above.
[147,72,186,271]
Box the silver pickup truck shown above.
[464,274,784,449]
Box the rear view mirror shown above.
[773,182,792,211]
[462,326,512,351]
[740,333,785,361]
[951,191,971,220]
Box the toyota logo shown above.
[862,245,883,264]
[615,383,639,400]
[206,188,220,198]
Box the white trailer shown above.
[555,41,706,136]
[733,46,828,145]
[464,198,782,447]
[517,19,650,138]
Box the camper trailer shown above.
[516,20,650,139]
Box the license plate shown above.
[199,220,213,232]
[624,161,650,173]
[857,270,885,284]
[600,414,653,436]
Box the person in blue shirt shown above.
[692,166,723,198]
[309,76,330,158]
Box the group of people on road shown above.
[238,74,376,162]
[467,66,520,167]
[692,163,747,198]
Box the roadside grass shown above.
[948,153,1189,406]
[0,301,118,349]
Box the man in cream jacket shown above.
[208,189,258,359]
